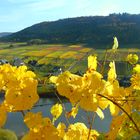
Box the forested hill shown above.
[1,13,140,44]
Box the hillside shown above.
[0,32,12,37]
[1,13,140,45]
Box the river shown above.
[1,97,112,137]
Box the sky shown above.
[0,0,140,32]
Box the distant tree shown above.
[27,39,44,45]
[9,44,14,48]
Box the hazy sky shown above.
[1,0,140,32]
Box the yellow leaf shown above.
[127,54,138,65]
[96,107,104,120]
[88,55,97,70]
[133,64,140,73]
[109,102,120,116]
[66,105,79,118]
[51,103,63,122]
[112,36,118,50]
[49,76,58,84]
[107,115,125,140]
[57,122,66,138]
[108,61,117,81]
[64,123,88,140]
[24,112,42,131]
[131,73,140,90]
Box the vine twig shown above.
[97,93,140,134]
[87,112,96,140]
[54,90,70,125]
[21,111,25,117]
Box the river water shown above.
[1,97,112,137]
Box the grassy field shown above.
[0,42,139,94]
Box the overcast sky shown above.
[1,0,140,32]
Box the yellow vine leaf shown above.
[112,36,118,50]
[127,54,138,65]
[64,123,99,140]
[57,122,66,138]
[64,123,88,140]
[96,107,104,120]
[109,102,120,116]
[24,112,43,132]
[49,76,58,84]
[107,115,125,140]
[88,55,97,70]
[108,61,117,82]
[131,73,140,90]
[51,103,63,123]
[4,78,39,111]
[22,112,61,140]
[66,104,79,118]
[133,64,140,73]
[50,71,82,104]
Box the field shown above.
[0,42,140,94]
[0,43,94,74]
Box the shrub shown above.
[0,129,17,140]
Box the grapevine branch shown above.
[87,112,96,140]
[21,111,25,117]
[54,90,70,125]
[97,93,140,134]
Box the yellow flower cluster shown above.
[50,55,134,118]
[50,54,140,139]
[22,112,99,140]
[0,64,39,127]
[63,122,99,140]
[22,112,61,140]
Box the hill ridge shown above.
[1,13,140,45]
